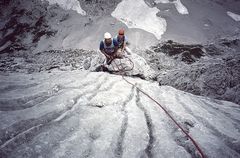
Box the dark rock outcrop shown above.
[145,36,240,105]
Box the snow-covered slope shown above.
[0,70,240,158]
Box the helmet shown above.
[118,28,125,35]
[104,32,112,39]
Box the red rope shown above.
[112,59,206,158]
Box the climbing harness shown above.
[111,55,206,158]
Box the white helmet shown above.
[104,32,112,39]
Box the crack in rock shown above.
[0,83,38,92]
[0,109,68,157]
[114,85,135,158]
[136,84,155,158]
[53,74,108,122]
[0,74,108,155]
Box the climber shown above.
[99,32,120,65]
[114,28,132,55]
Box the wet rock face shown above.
[151,40,205,64]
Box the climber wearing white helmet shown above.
[99,32,119,65]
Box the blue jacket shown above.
[99,39,119,55]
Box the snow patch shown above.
[173,0,189,14]
[155,0,189,14]
[227,11,240,22]
[111,0,167,40]
[44,0,86,15]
